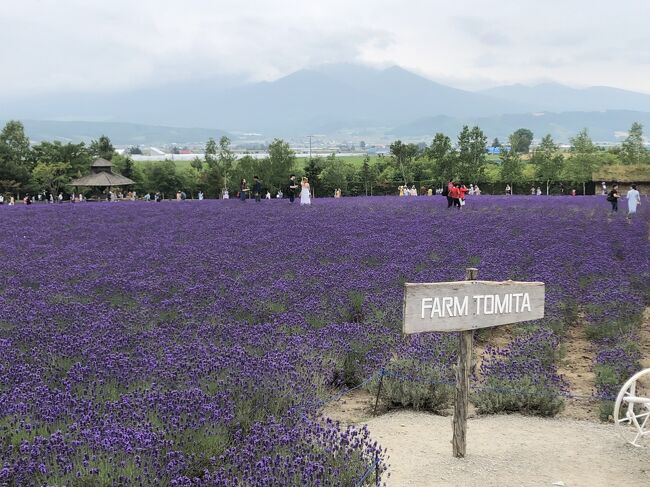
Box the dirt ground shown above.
[322,308,650,486]
[364,411,650,487]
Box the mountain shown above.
[480,83,650,113]
[389,110,650,142]
[0,64,527,135]
[3,64,650,139]
[5,120,229,146]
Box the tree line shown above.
[0,120,648,199]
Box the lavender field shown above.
[0,196,648,486]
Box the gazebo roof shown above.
[91,158,113,168]
[69,172,135,187]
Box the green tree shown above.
[32,162,71,195]
[566,128,598,194]
[32,141,92,178]
[361,155,372,195]
[218,136,237,190]
[304,157,323,197]
[620,122,646,165]
[426,133,455,183]
[112,154,144,192]
[390,140,419,185]
[532,134,564,195]
[144,161,180,197]
[190,157,204,172]
[319,153,355,195]
[509,128,534,154]
[0,121,32,194]
[89,135,115,160]
[491,137,501,148]
[0,121,31,167]
[204,138,218,167]
[499,148,524,191]
[267,138,295,194]
[456,126,487,183]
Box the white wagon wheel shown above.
[614,368,650,447]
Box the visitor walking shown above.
[300,177,311,206]
[601,181,607,195]
[443,181,453,208]
[474,184,481,196]
[607,184,620,213]
[253,176,262,202]
[288,175,298,203]
[198,191,204,201]
[505,184,511,195]
[450,183,461,209]
[265,191,271,200]
[0,194,3,205]
[536,187,542,196]
[626,184,641,220]
[240,179,249,202]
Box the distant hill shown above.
[5,120,228,146]
[0,64,527,135]
[3,64,650,139]
[389,110,650,142]
[480,83,650,113]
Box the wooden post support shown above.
[452,267,478,458]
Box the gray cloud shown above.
[1,0,649,98]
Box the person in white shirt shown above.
[626,184,641,220]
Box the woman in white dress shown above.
[300,177,311,205]
[627,184,641,219]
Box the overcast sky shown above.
[2,0,650,98]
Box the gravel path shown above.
[364,411,650,487]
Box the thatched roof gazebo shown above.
[69,158,135,187]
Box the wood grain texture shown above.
[403,280,545,333]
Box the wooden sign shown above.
[403,280,545,334]
[400,269,545,459]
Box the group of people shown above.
[237,175,312,205]
[442,181,474,209]
[607,184,641,219]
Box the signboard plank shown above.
[403,280,544,334]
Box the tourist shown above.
[601,181,607,195]
[530,186,535,195]
[0,194,4,205]
[239,178,249,202]
[265,191,271,200]
[571,189,576,196]
[536,187,542,196]
[460,184,469,206]
[9,196,15,205]
[300,177,311,206]
[474,184,481,196]
[155,192,161,202]
[253,176,262,202]
[450,183,461,209]
[443,180,453,208]
[58,193,63,203]
[288,175,298,203]
[505,184,511,195]
[607,184,620,212]
[198,191,204,201]
[223,189,230,199]
[276,190,283,199]
[626,184,641,220]
[427,188,433,196]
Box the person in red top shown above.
[449,183,461,208]
[460,184,469,204]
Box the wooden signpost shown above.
[402,268,545,458]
